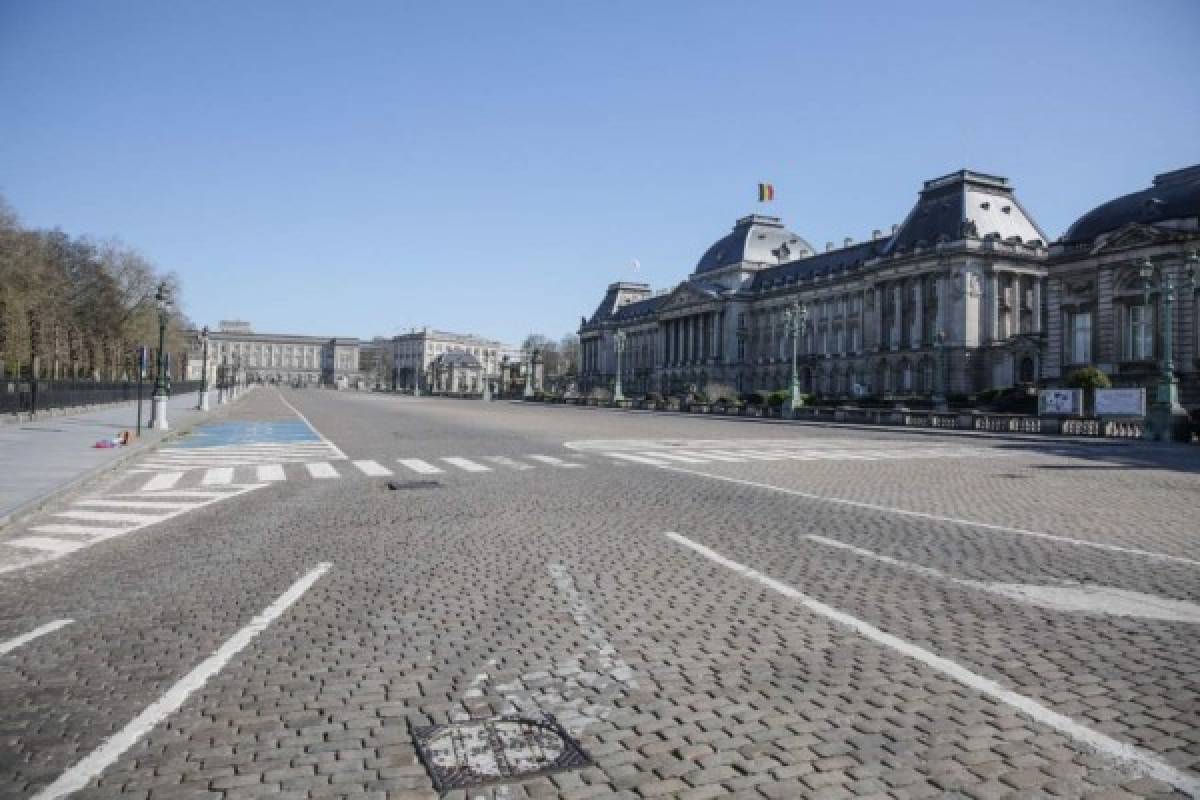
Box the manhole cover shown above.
[412,714,590,791]
[386,480,442,490]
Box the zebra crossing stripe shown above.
[141,472,184,491]
[73,500,198,510]
[256,464,286,482]
[8,537,88,554]
[202,467,235,485]
[442,457,491,472]
[353,460,392,477]
[305,462,339,479]
[397,458,443,475]
[485,456,533,470]
[639,451,708,464]
[526,455,583,468]
[29,524,117,536]
[55,510,161,524]
[672,450,745,462]
[608,453,672,466]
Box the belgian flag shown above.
[758,183,775,202]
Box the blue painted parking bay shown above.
[176,420,320,448]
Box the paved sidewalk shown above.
[0,391,238,526]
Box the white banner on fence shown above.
[1038,388,1082,416]
[1095,388,1146,416]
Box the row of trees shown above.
[521,333,580,381]
[0,196,193,382]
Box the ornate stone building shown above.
[579,170,1049,398]
[382,328,518,393]
[1044,165,1200,407]
[185,321,362,387]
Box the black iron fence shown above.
[1,379,203,416]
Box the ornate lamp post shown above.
[197,326,211,411]
[151,282,172,430]
[613,330,626,402]
[1139,253,1197,441]
[783,302,808,415]
[482,354,492,402]
[523,348,535,399]
[933,328,948,411]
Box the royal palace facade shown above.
[579,166,1200,406]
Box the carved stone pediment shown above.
[659,283,717,313]
[1090,222,1170,255]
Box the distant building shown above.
[579,169,1049,398]
[380,328,519,393]
[1044,165,1200,406]
[185,322,363,387]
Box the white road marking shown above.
[140,472,183,491]
[607,453,672,466]
[665,531,1200,797]
[671,449,745,462]
[107,490,237,499]
[28,524,118,536]
[526,454,583,468]
[352,459,392,477]
[653,464,1200,568]
[442,457,491,472]
[256,464,286,482]
[72,500,197,510]
[0,619,73,655]
[485,456,534,471]
[805,535,1200,623]
[201,467,234,485]
[638,451,708,464]
[55,510,162,524]
[31,562,332,800]
[276,390,348,459]
[8,537,88,554]
[397,458,444,475]
[305,462,339,479]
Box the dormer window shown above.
[980,201,990,210]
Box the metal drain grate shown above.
[411,714,590,791]
[386,480,442,491]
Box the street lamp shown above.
[1138,253,1197,441]
[482,354,492,402]
[613,330,626,403]
[151,282,172,430]
[501,355,510,398]
[197,326,210,411]
[783,302,808,415]
[933,329,948,411]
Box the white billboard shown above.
[1095,388,1146,416]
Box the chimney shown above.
[825,241,833,252]
[843,237,853,248]
[872,229,881,240]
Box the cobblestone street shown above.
[2,389,1197,799]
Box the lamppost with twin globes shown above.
[151,282,172,430]
[197,325,210,411]
[783,302,808,416]
[1138,252,1198,441]
[612,330,626,403]
[933,328,948,411]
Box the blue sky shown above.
[2,0,1198,345]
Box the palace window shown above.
[1124,304,1153,361]
[1069,311,1092,364]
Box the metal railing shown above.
[1,379,202,416]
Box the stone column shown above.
[913,278,924,348]
[1032,278,1042,334]
[891,283,902,351]
[991,273,1001,342]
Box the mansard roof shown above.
[883,170,1047,254]
[694,214,815,274]
[750,238,890,291]
[608,293,668,322]
[1062,164,1200,245]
